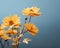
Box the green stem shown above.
[17,43,19,48]
[4,40,7,48]
[20,17,27,34]
[22,16,31,34]
[7,40,10,48]
[0,40,4,48]
[17,17,31,48]
[29,16,31,23]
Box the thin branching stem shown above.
[0,39,4,48]
[29,16,31,23]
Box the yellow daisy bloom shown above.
[0,24,5,37]
[22,7,40,17]
[0,30,5,37]
[24,23,38,36]
[1,34,11,40]
[0,24,4,30]
[6,29,18,35]
[1,24,6,28]
[2,15,20,27]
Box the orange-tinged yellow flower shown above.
[22,7,40,17]
[1,34,11,40]
[0,24,4,30]
[0,24,5,37]
[1,24,6,28]
[0,30,5,37]
[24,23,38,36]
[6,29,18,35]
[14,23,21,27]
[2,15,20,27]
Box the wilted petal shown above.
[23,38,31,44]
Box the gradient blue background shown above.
[0,0,60,48]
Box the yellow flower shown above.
[0,30,5,37]
[1,34,11,40]
[0,24,5,37]
[24,23,38,36]
[6,29,18,35]
[22,7,40,17]
[2,14,20,27]
[0,24,4,30]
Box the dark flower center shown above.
[9,20,14,25]
[30,9,34,12]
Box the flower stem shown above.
[29,16,31,23]
[18,17,27,35]
[4,40,7,48]
[7,40,10,48]
[0,41,4,48]
[17,43,19,48]
[16,17,31,48]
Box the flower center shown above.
[30,9,34,12]
[9,20,14,25]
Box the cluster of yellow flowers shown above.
[0,7,41,48]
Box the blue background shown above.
[0,0,60,48]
